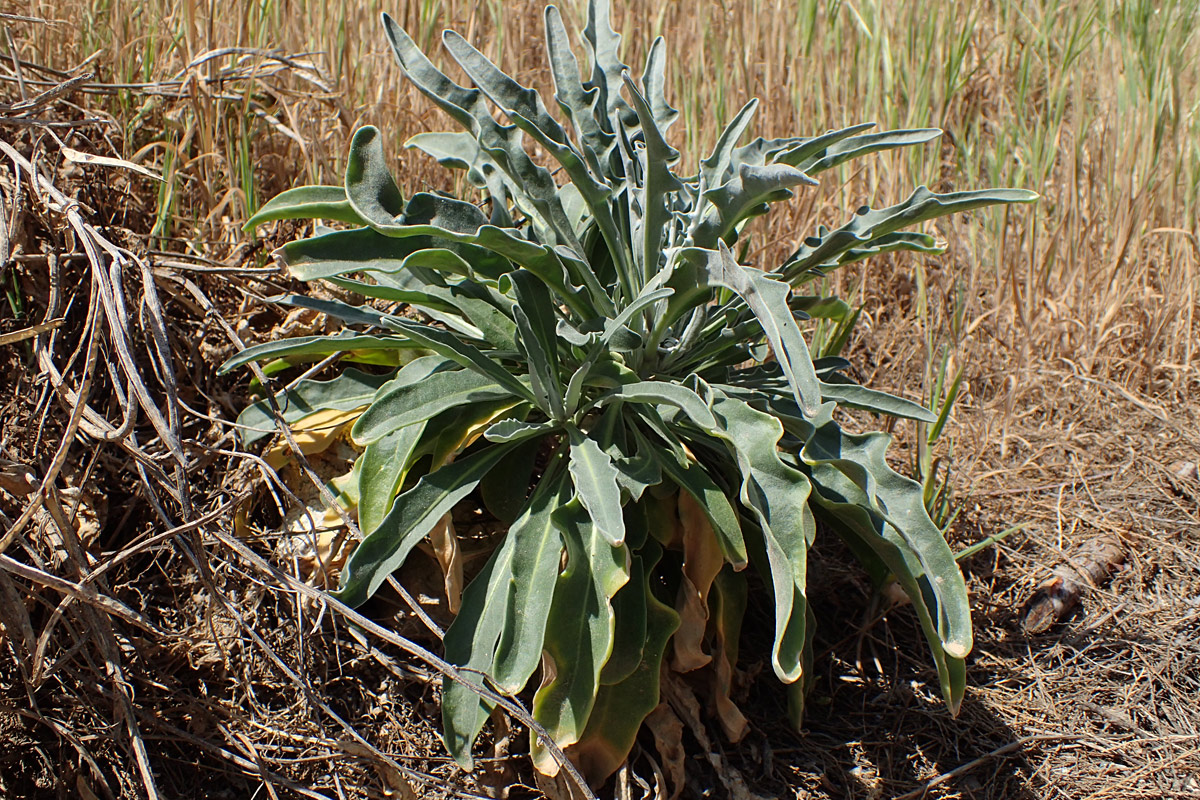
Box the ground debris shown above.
[1020,532,1127,635]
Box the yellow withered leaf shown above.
[264,407,364,469]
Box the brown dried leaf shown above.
[429,513,463,614]
[644,704,685,800]
[671,492,724,672]
[710,570,748,743]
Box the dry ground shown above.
[0,1,1198,798]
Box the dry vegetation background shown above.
[0,0,1198,798]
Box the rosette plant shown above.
[222,0,1035,784]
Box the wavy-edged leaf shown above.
[279,227,431,282]
[640,35,679,137]
[483,418,558,444]
[765,400,971,709]
[545,5,612,174]
[781,186,1038,282]
[442,463,569,767]
[531,499,628,774]
[798,417,972,656]
[443,30,632,301]
[236,368,392,446]
[568,539,679,787]
[381,15,583,252]
[581,0,630,128]
[711,392,816,683]
[596,504,650,687]
[243,185,365,229]
[335,442,518,608]
[622,72,683,285]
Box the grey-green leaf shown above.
[345,125,406,228]
[244,184,365,229]
[336,442,518,608]
[352,368,515,445]
[568,428,626,546]
[236,369,392,446]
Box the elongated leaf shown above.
[567,540,679,787]
[490,472,570,692]
[640,35,679,137]
[710,567,749,741]
[678,243,823,415]
[567,427,626,546]
[244,185,365,229]
[817,379,936,422]
[593,380,717,430]
[544,5,612,173]
[766,122,875,169]
[781,186,1038,282]
[218,332,413,375]
[700,99,759,191]
[693,163,817,247]
[504,269,564,418]
[381,15,583,252]
[335,442,518,608]
[352,368,515,445]
[381,317,534,403]
[270,293,400,330]
[442,464,569,766]
[280,227,432,282]
[581,0,630,127]
[484,418,558,443]
[358,423,426,535]
[531,500,627,773]
[622,72,683,284]
[651,447,747,568]
[796,128,941,175]
[444,30,635,299]
[798,418,972,658]
[710,392,816,683]
[236,369,392,446]
[597,504,650,684]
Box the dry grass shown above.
[1,0,1198,798]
